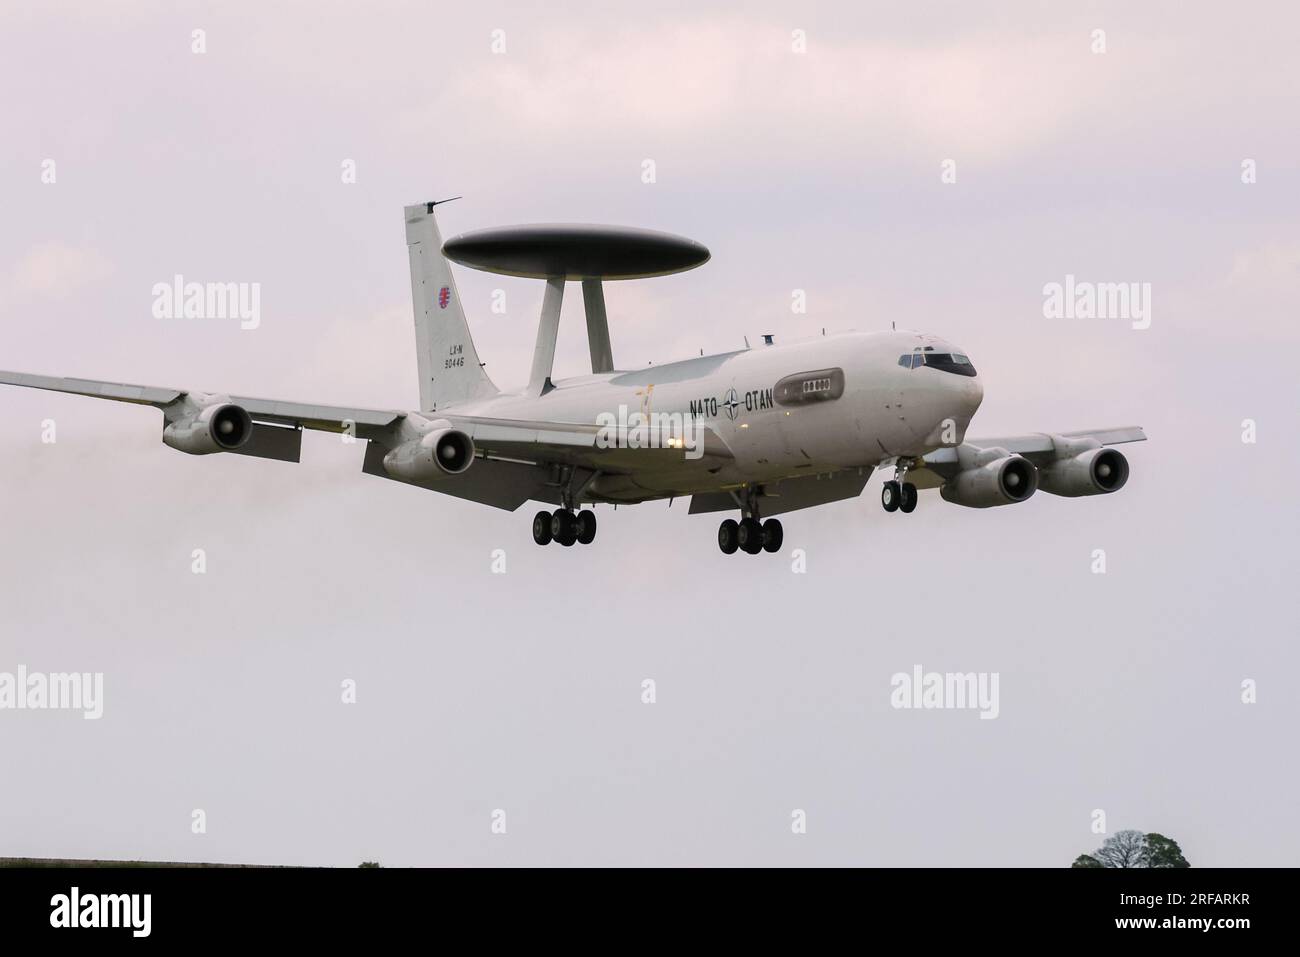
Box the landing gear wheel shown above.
[899,483,918,513]
[718,519,739,555]
[531,510,553,546]
[737,517,764,555]
[551,509,577,547]
[882,481,901,512]
[576,509,597,545]
[761,518,784,553]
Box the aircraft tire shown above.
[900,483,918,513]
[532,511,553,545]
[738,518,764,554]
[881,481,901,512]
[761,519,783,553]
[552,509,578,547]
[576,509,597,545]
[718,519,739,554]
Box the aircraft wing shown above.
[0,371,405,429]
[907,426,1147,488]
[0,370,408,465]
[0,371,184,407]
[0,370,731,481]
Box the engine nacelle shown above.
[162,402,253,455]
[940,453,1038,508]
[382,423,475,481]
[1038,446,1129,497]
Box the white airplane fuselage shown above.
[439,329,983,503]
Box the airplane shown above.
[0,199,1145,555]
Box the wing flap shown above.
[229,396,404,434]
[228,422,303,463]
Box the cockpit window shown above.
[900,350,977,376]
[922,352,976,376]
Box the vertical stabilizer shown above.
[404,201,498,411]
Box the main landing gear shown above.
[533,466,600,547]
[533,508,597,547]
[717,486,783,555]
[881,459,918,514]
[717,517,783,555]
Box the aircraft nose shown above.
[956,373,983,417]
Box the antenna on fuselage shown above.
[440,223,710,394]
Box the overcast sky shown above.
[1,0,1296,866]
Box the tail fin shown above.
[404,201,498,411]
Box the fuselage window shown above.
[774,368,846,405]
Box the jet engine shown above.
[162,401,253,455]
[940,452,1038,508]
[382,421,475,481]
[1037,442,1129,497]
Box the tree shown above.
[1092,830,1149,868]
[1073,830,1191,868]
[1144,833,1190,868]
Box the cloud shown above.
[1,241,114,302]
[433,20,1162,165]
[1228,242,1300,294]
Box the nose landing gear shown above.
[882,460,919,514]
